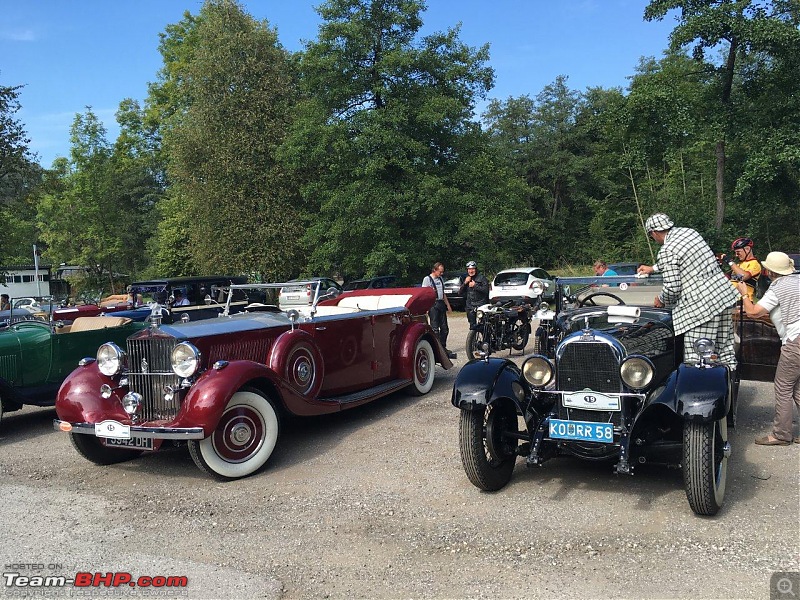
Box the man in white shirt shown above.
[172,289,191,307]
[736,251,800,446]
[422,262,455,359]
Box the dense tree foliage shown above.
[147,0,303,280]
[2,0,798,292]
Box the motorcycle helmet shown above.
[466,261,477,269]
[731,237,754,250]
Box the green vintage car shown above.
[0,315,146,426]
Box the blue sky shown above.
[2,0,677,167]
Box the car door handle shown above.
[315,326,327,331]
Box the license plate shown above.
[105,437,154,450]
[549,419,614,443]
[287,295,299,300]
[563,390,620,411]
[95,420,130,439]
[445,290,454,294]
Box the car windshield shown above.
[343,280,370,291]
[494,273,529,286]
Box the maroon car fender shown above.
[55,362,130,424]
[268,329,325,398]
[397,323,452,380]
[170,361,287,435]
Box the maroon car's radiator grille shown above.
[127,337,181,421]
[557,341,620,393]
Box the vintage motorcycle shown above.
[465,300,533,358]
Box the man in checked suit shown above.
[637,213,740,366]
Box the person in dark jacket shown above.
[459,260,490,329]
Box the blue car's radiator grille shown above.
[127,336,181,422]
[557,341,620,393]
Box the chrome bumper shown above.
[53,420,205,440]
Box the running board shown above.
[320,378,413,405]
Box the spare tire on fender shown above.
[269,330,324,397]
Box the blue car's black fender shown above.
[641,363,730,425]
[451,358,525,413]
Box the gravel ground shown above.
[0,314,798,600]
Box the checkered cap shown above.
[645,213,674,232]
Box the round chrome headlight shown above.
[522,356,553,388]
[171,342,201,378]
[620,356,654,390]
[97,343,125,377]
[693,338,716,359]
[529,281,544,296]
[476,309,484,321]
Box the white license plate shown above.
[549,419,614,443]
[287,295,299,300]
[106,437,154,450]
[563,390,620,411]
[95,420,130,439]
[445,290,454,294]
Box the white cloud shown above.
[2,28,37,42]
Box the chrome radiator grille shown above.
[127,336,181,421]
[557,341,620,393]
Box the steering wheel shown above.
[578,291,625,307]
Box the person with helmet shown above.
[459,260,490,329]
[637,213,740,366]
[735,252,800,445]
[724,237,762,302]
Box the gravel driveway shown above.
[0,314,798,599]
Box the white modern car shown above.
[489,267,555,303]
[278,277,343,308]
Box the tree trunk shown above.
[715,140,725,231]
[714,37,738,233]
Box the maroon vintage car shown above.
[54,283,452,479]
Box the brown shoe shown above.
[754,435,791,446]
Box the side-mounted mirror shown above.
[286,309,300,331]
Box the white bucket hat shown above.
[645,213,674,232]
[761,251,795,276]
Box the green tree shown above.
[285,0,514,280]
[148,0,302,280]
[36,108,154,292]
[645,0,800,231]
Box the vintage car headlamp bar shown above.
[620,355,655,391]
[522,356,554,388]
[171,342,201,378]
[97,343,125,377]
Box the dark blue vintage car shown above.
[451,275,775,516]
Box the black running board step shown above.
[319,379,413,405]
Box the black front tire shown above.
[465,329,486,359]
[459,400,519,491]
[683,418,728,516]
[70,434,143,465]
[511,322,530,351]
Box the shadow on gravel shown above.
[0,405,58,444]
[58,381,442,483]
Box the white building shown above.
[1,264,52,299]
